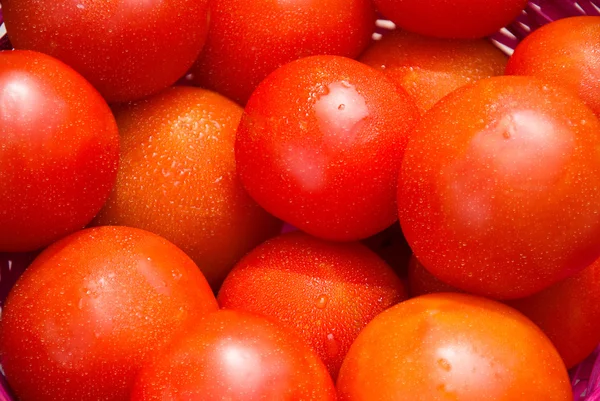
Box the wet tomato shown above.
[130,310,336,400]
[189,0,375,104]
[337,293,572,401]
[218,231,407,379]
[399,76,600,299]
[0,50,119,252]
[506,16,600,118]
[359,30,507,114]
[372,0,528,39]
[236,55,419,241]
[2,0,210,103]
[93,87,281,290]
[0,226,218,401]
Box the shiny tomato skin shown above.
[398,76,600,299]
[0,226,218,401]
[218,232,408,379]
[236,55,419,241]
[189,0,375,105]
[93,87,281,290]
[337,293,572,401]
[2,0,210,103]
[506,16,600,118]
[130,310,336,400]
[373,0,528,39]
[359,30,507,114]
[0,50,119,252]
[410,254,600,369]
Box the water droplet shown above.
[502,131,511,139]
[315,295,329,309]
[326,333,340,357]
[338,104,345,111]
[437,358,452,371]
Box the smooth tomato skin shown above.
[2,0,210,103]
[130,310,336,400]
[218,232,408,379]
[337,293,572,401]
[398,76,600,299]
[506,16,600,118]
[236,55,419,241]
[0,226,218,401]
[189,0,375,105]
[373,0,528,39]
[359,30,507,114]
[0,50,119,252]
[93,87,281,290]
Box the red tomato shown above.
[236,55,419,241]
[398,76,600,299]
[130,310,336,400]
[189,0,376,104]
[337,293,572,401]
[372,0,528,39]
[506,16,600,118]
[410,241,600,369]
[218,232,407,379]
[2,0,210,103]
[0,50,119,252]
[93,87,281,290]
[0,226,218,401]
[361,223,412,278]
[359,30,507,114]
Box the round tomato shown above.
[93,87,281,290]
[359,30,507,114]
[189,0,375,104]
[2,0,210,103]
[130,310,336,400]
[0,50,119,252]
[373,0,528,39]
[506,16,600,118]
[236,55,419,241]
[337,293,572,401]
[398,76,600,299]
[0,226,218,401]
[218,232,407,379]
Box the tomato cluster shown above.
[1,1,599,400]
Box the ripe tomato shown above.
[0,50,119,252]
[506,16,600,118]
[337,293,572,401]
[361,223,412,278]
[399,76,600,299]
[236,55,419,241]
[189,0,375,104]
[410,253,600,369]
[2,0,210,103]
[130,310,336,400]
[372,0,528,39]
[359,30,507,114]
[218,232,408,379]
[93,87,281,290]
[0,226,218,401]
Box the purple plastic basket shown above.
[0,1,599,400]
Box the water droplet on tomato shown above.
[326,333,340,357]
[437,358,452,371]
[316,294,329,309]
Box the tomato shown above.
[372,0,528,39]
[189,0,375,105]
[361,223,412,278]
[398,76,600,299]
[236,55,419,241]
[0,226,218,401]
[506,16,600,118]
[0,50,119,252]
[2,0,210,103]
[93,87,281,290]
[130,310,336,400]
[218,232,407,379]
[337,293,572,401]
[410,249,600,369]
[359,30,507,114]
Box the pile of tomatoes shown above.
[0,0,600,400]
